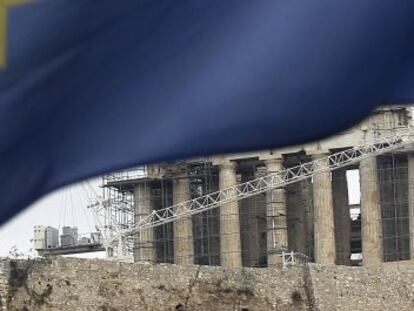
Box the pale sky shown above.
[0,168,361,257]
[0,178,102,257]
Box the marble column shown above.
[133,183,156,263]
[312,153,336,264]
[219,161,242,267]
[265,158,288,267]
[173,177,194,265]
[360,156,383,267]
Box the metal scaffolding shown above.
[379,154,411,262]
[107,127,414,246]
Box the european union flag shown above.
[1,0,414,225]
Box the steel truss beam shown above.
[105,128,414,248]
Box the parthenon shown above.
[104,106,414,268]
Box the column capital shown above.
[172,175,190,185]
[263,157,283,164]
[308,150,330,159]
[216,160,237,171]
[260,152,283,161]
[264,158,284,173]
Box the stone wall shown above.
[1,257,414,310]
[1,257,308,311]
[311,262,414,310]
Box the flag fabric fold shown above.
[1,0,414,225]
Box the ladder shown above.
[104,128,414,248]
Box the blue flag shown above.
[1,0,414,225]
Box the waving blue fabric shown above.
[0,0,414,225]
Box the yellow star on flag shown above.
[0,0,30,68]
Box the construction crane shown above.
[103,127,414,250]
[84,181,134,261]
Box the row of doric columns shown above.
[133,152,414,268]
